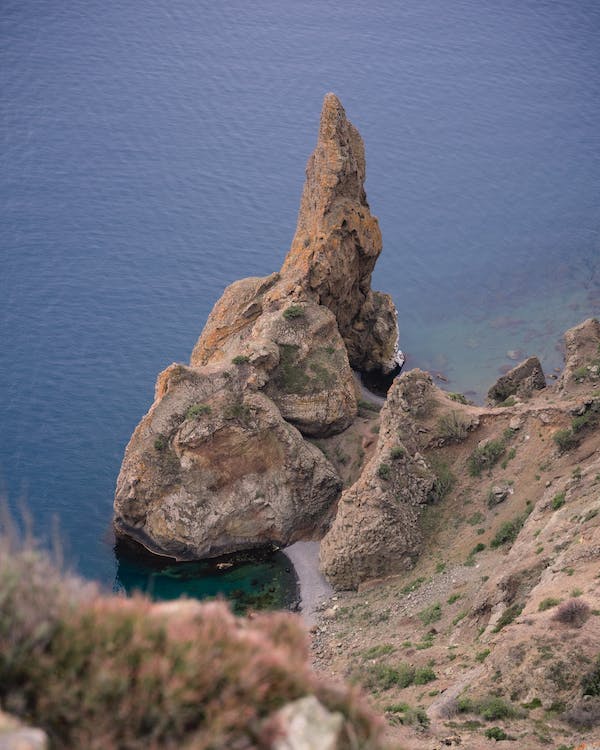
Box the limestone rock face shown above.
[320,372,436,589]
[558,317,600,392]
[487,356,546,404]
[193,93,398,377]
[281,93,398,373]
[114,364,341,559]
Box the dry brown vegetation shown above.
[0,528,383,750]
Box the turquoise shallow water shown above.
[1,1,599,602]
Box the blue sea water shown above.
[1,0,599,591]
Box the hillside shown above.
[309,319,600,749]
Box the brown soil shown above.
[309,376,600,750]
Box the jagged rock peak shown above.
[281,93,398,373]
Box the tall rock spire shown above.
[281,93,398,372]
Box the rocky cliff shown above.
[114,94,399,560]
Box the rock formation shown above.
[320,371,437,589]
[114,94,399,560]
[487,355,546,404]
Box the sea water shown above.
[1,0,599,602]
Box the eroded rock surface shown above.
[320,372,437,589]
[487,355,546,404]
[115,94,398,559]
[558,317,600,392]
[115,364,341,559]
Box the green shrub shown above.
[418,603,441,625]
[498,396,517,407]
[447,593,461,605]
[153,435,167,451]
[492,603,523,632]
[553,428,579,452]
[475,649,490,663]
[282,304,305,320]
[186,403,211,419]
[452,610,468,626]
[538,597,561,611]
[413,666,436,685]
[231,355,249,365]
[468,439,505,476]
[384,703,429,728]
[401,577,426,594]
[427,457,456,502]
[437,411,470,442]
[223,401,251,422]
[478,696,520,721]
[448,392,469,404]
[490,515,526,549]
[552,492,565,510]
[485,727,508,740]
[573,366,589,382]
[361,663,415,690]
[362,644,395,660]
[572,412,592,432]
[377,463,391,481]
[471,542,486,555]
[582,656,600,696]
[390,446,405,460]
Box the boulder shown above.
[114,365,341,559]
[487,356,546,404]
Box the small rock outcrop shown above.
[487,355,546,404]
[320,371,436,589]
[558,317,600,392]
[114,94,399,560]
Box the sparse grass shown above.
[427,456,456,502]
[490,512,528,549]
[485,727,508,740]
[418,602,441,625]
[538,597,561,611]
[447,593,462,605]
[384,703,430,728]
[377,463,391,481]
[401,577,426,594]
[582,655,600,696]
[498,396,517,407]
[553,428,579,452]
[186,403,211,419]
[413,666,436,685]
[153,434,167,451]
[452,610,468,626]
[492,603,523,632]
[457,695,522,721]
[500,447,516,469]
[390,445,404,460]
[360,663,415,691]
[448,392,469,404]
[468,438,505,477]
[437,411,470,442]
[223,401,252,423]
[231,355,250,365]
[282,304,305,320]
[475,649,491,663]
[362,643,395,660]
[552,492,565,510]
[572,412,592,432]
